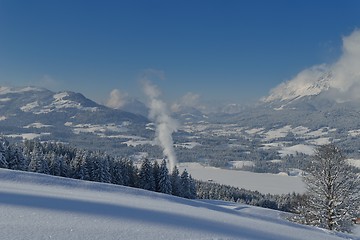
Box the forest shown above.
[0,137,302,212]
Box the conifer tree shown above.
[171,166,181,196]
[180,169,191,198]
[28,142,45,173]
[189,175,197,199]
[152,160,160,192]
[139,158,155,191]
[112,159,124,185]
[7,145,26,171]
[0,138,9,169]
[49,152,61,176]
[158,159,172,194]
[0,152,7,169]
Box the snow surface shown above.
[71,123,128,136]
[123,139,155,147]
[349,130,360,137]
[347,159,360,168]
[5,133,50,140]
[229,160,255,169]
[23,122,53,129]
[279,144,315,157]
[264,125,292,141]
[178,163,305,194]
[0,97,11,102]
[245,127,265,135]
[306,137,331,145]
[20,101,39,112]
[175,141,201,149]
[0,168,356,240]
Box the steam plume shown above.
[142,80,178,170]
[106,89,128,109]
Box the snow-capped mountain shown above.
[262,69,332,103]
[0,86,149,154]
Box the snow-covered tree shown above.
[99,155,111,183]
[70,149,89,180]
[0,152,7,169]
[28,142,49,174]
[189,175,197,199]
[7,144,27,171]
[152,160,160,192]
[49,152,61,176]
[171,166,181,196]
[112,159,125,185]
[180,169,191,198]
[158,159,172,194]
[0,138,9,169]
[295,144,360,232]
[138,158,155,191]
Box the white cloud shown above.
[106,89,128,109]
[266,29,360,102]
[171,92,201,112]
[330,29,360,97]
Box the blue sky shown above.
[0,0,359,105]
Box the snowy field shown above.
[0,168,357,240]
[178,162,305,194]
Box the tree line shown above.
[0,138,196,199]
[196,180,303,212]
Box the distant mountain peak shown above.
[262,67,332,103]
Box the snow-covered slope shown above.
[0,169,356,240]
[0,86,149,155]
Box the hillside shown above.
[0,168,356,240]
[0,86,149,155]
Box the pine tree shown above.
[171,166,181,196]
[122,159,137,187]
[7,145,26,171]
[153,160,160,192]
[60,154,70,177]
[71,150,88,180]
[158,159,172,194]
[295,144,360,233]
[138,158,155,191]
[112,159,124,185]
[180,169,191,198]
[99,155,111,183]
[0,138,9,169]
[0,152,7,169]
[28,142,44,173]
[49,152,61,176]
[189,175,197,199]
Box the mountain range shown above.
[1,72,360,171]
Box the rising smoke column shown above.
[142,80,178,170]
